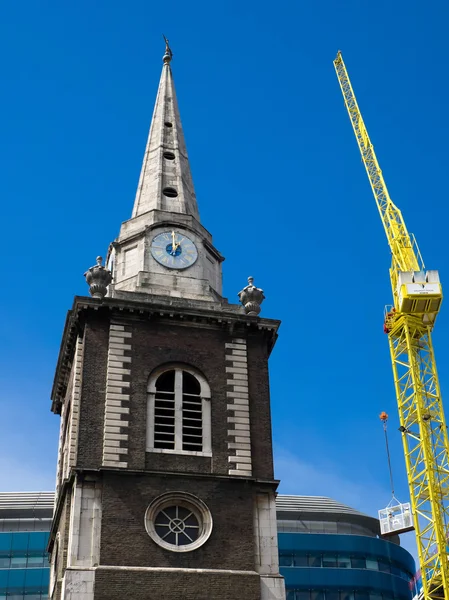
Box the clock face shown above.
[151,231,198,270]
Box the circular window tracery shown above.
[145,492,213,552]
[154,505,200,546]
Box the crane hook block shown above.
[379,412,388,422]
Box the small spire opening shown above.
[164,122,173,128]
[163,187,178,198]
[163,152,175,160]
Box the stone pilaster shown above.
[254,492,285,599]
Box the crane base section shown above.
[379,503,414,537]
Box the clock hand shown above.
[169,231,181,255]
[173,234,182,253]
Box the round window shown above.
[154,505,200,546]
[145,492,213,552]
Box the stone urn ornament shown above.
[84,256,112,300]
[238,276,265,316]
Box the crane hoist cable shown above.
[379,412,395,499]
[379,412,406,518]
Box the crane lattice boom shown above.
[334,50,449,600]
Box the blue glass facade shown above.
[0,493,53,600]
[0,531,49,599]
[0,531,50,600]
[276,495,416,600]
[279,532,415,600]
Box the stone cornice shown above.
[51,294,280,414]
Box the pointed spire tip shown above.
[162,34,173,64]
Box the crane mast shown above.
[334,51,449,600]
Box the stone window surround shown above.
[144,491,213,553]
[146,363,212,457]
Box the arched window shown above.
[147,365,211,455]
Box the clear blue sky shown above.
[1,0,448,561]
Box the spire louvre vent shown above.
[164,121,173,128]
[163,187,178,198]
[163,152,175,160]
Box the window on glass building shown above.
[308,554,322,567]
[351,556,366,569]
[278,551,413,584]
[0,530,50,600]
[322,555,338,568]
[337,556,351,569]
[286,592,408,600]
[294,555,308,567]
[378,559,391,573]
[280,554,294,567]
[366,558,378,570]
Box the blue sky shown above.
[1,0,449,561]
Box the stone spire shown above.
[106,40,224,303]
[131,37,199,221]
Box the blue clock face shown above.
[151,231,198,270]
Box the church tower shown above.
[49,41,285,600]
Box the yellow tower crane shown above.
[334,51,449,600]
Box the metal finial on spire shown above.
[162,35,173,64]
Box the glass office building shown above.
[0,493,53,600]
[276,496,416,600]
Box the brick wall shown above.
[94,568,261,600]
[75,308,276,481]
[247,330,275,479]
[99,472,256,571]
[77,313,109,468]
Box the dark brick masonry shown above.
[75,306,277,481]
[49,297,281,600]
[94,568,261,600]
[100,472,256,570]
